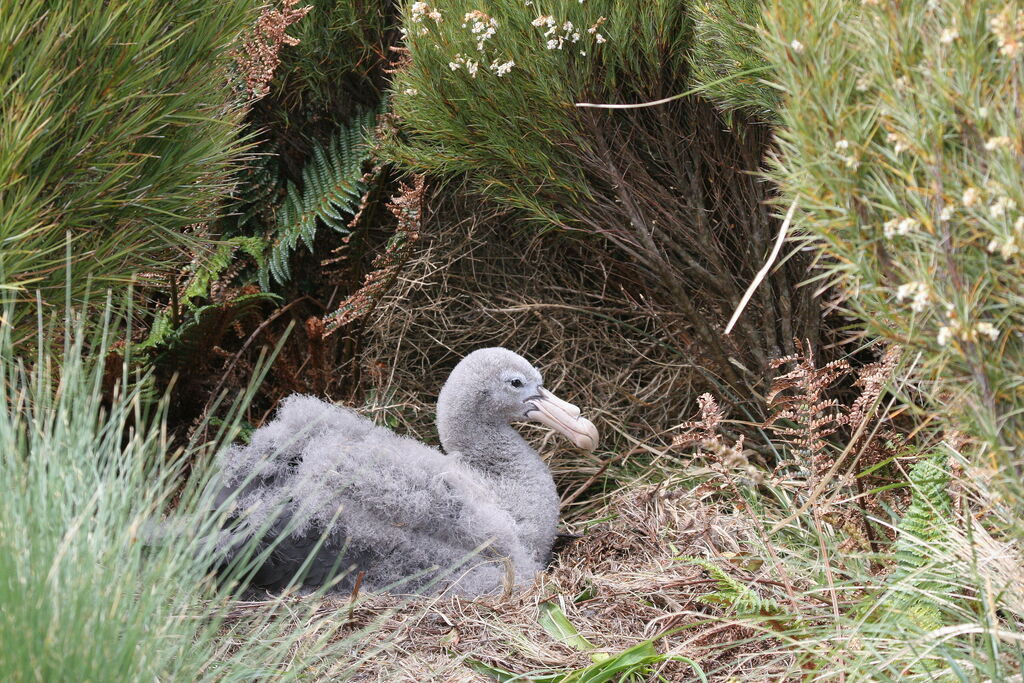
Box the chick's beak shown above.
[525,387,599,451]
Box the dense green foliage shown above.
[0,302,358,680]
[690,0,777,121]
[3,0,1023,679]
[385,0,822,404]
[386,0,689,222]
[262,110,374,289]
[0,0,254,313]
[882,457,953,634]
[760,0,1023,495]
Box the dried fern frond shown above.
[232,0,312,99]
[672,392,724,450]
[323,174,426,335]
[766,339,851,482]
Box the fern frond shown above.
[878,456,954,635]
[682,557,788,620]
[260,109,376,288]
[148,292,280,368]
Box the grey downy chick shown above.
[205,347,599,596]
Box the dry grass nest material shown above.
[231,481,788,681]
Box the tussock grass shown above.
[0,300,376,681]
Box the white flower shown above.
[490,59,515,76]
[595,33,606,43]
[988,234,1020,259]
[546,38,561,49]
[562,21,574,32]
[990,7,1024,58]
[884,216,920,238]
[844,156,860,170]
[962,187,982,207]
[428,9,442,22]
[985,136,1012,150]
[835,139,850,150]
[896,282,931,312]
[856,75,871,92]
[937,325,954,346]
[940,27,959,43]
[975,321,999,341]
[887,133,909,154]
[403,88,418,96]
[989,196,1017,218]
[790,39,805,53]
[940,204,955,221]
[978,106,989,118]
[448,61,460,71]
[532,14,554,27]
[465,59,479,77]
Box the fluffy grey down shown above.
[204,348,597,597]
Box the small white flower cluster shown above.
[548,18,580,49]
[962,187,982,207]
[989,195,1017,219]
[989,5,1023,58]
[984,135,1012,151]
[896,281,931,313]
[887,132,909,155]
[883,216,920,239]
[532,14,605,53]
[411,2,442,23]
[937,310,1001,347]
[463,10,497,51]
[976,321,1000,341]
[940,203,955,221]
[790,39,805,53]
[834,139,860,168]
[490,58,515,76]
[940,27,959,44]
[986,199,1023,257]
[409,1,442,36]
[449,53,479,77]
[988,234,1021,259]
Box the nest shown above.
[234,481,791,681]
[354,185,706,518]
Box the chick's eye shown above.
[510,378,523,388]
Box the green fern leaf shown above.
[880,455,953,636]
[682,557,787,620]
[260,108,375,288]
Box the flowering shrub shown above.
[759,0,1023,490]
[387,0,677,197]
[385,0,823,408]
